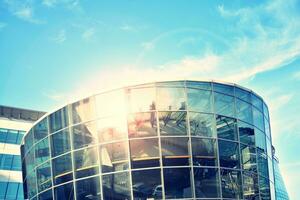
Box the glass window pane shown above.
[255,128,266,152]
[194,167,220,198]
[100,141,129,173]
[34,118,48,142]
[263,103,269,120]
[220,169,242,199]
[214,92,235,117]
[27,170,37,198]
[257,149,269,179]
[52,153,73,185]
[186,81,211,90]
[132,169,162,199]
[72,97,96,124]
[253,107,264,131]
[252,94,263,111]
[218,140,240,169]
[76,176,101,200]
[127,87,156,113]
[159,111,187,136]
[24,130,33,153]
[49,107,69,133]
[259,176,271,199]
[236,99,253,124]
[238,121,255,146]
[163,167,192,199]
[17,131,24,144]
[102,172,131,200]
[6,130,18,144]
[192,138,218,166]
[72,121,98,149]
[74,147,99,178]
[265,118,271,139]
[11,155,21,171]
[0,182,7,199]
[51,129,71,156]
[128,112,157,138]
[161,137,189,166]
[5,182,19,199]
[189,112,215,137]
[213,83,234,96]
[0,128,8,143]
[235,87,251,103]
[3,154,13,170]
[97,117,127,143]
[35,138,50,164]
[37,162,52,192]
[25,149,35,174]
[240,144,257,173]
[216,115,238,141]
[130,138,159,168]
[243,172,259,200]
[54,183,74,200]
[17,183,24,199]
[187,88,212,113]
[39,189,53,200]
[157,87,186,111]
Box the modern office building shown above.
[273,154,289,200]
[21,80,288,200]
[0,106,45,200]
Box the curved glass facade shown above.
[273,157,289,200]
[21,80,276,200]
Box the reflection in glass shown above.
[130,138,159,168]
[259,176,271,199]
[35,138,50,164]
[49,107,69,133]
[194,167,220,198]
[128,112,157,138]
[24,130,33,154]
[72,97,96,124]
[27,170,37,198]
[186,81,211,90]
[252,94,263,111]
[54,183,74,200]
[97,117,127,143]
[36,162,52,192]
[239,121,255,146]
[161,137,189,166]
[255,128,266,152]
[72,122,97,149]
[163,167,192,199]
[159,111,187,136]
[236,99,253,124]
[157,87,186,111]
[189,112,215,137]
[243,171,259,200]
[127,87,156,113]
[187,88,212,113]
[102,172,131,200]
[100,141,129,173]
[257,149,269,179]
[52,153,73,185]
[240,144,257,173]
[220,169,242,199]
[216,115,237,141]
[235,87,251,103]
[74,147,99,178]
[76,176,101,200]
[218,140,240,169]
[39,189,53,200]
[34,118,48,142]
[51,129,71,156]
[213,83,234,96]
[265,118,271,139]
[253,107,264,131]
[214,92,235,117]
[132,169,162,199]
[5,182,19,199]
[192,138,218,166]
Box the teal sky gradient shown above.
[0,0,300,198]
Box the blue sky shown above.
[0,0,300,198]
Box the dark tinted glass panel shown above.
[39,189,53,200]
[253,108,264,131]
[54,183,74,200]
[238,121,255,146]
[259,176,271,200]
[132,169,162,199]
[187,88,212,113]
[163,168,192,199]
[220,169,242,199]
[24,130,33,153]
[130,138,159,168]
[27,170,37,198]
[161,137,189,166]
[35,138,50,164]
[236,99,253,124]
[214,92,235,117]
[159,111,187,136]
[243,172,259,200]
[218,140,240,169]
[97,117,127,143]
[194,167,220,198]
[100,141,128,173]
[52,153,73,185]
[255,128,266,152]
[37,162,52,192]
[157,87,186,111]
[189,112,215,137]
[72,97,96,124]
[102,172,131,200]
[186,81,211,90]
[128,112,157,138]
[257,149,269,178]
[192,138,218,166]
[240,144,257,173]
[235,87,251,103]
[74,147,99,178]
[216,115,237,141]
[5,182,19,199]
[34,118,48,142]
[76,176,101,200]
[252,94,263,111]
[213,83,234,96]
[49,107,69,133]
[25,149,34,174]
[72,122,97,149]
[127,87,156,113]
[51,129,71,156]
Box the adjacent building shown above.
[20,80,288,200]
[0,106,44,200]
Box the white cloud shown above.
[292,70,300,80]
[52,30,66,43]
[82,28,95,41]
[42,0,57,7]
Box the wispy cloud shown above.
[42,0,57,7]
[120,24,136,32]
[82,28,95,41]
[292,70,300,80]
[52,29,66,43]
